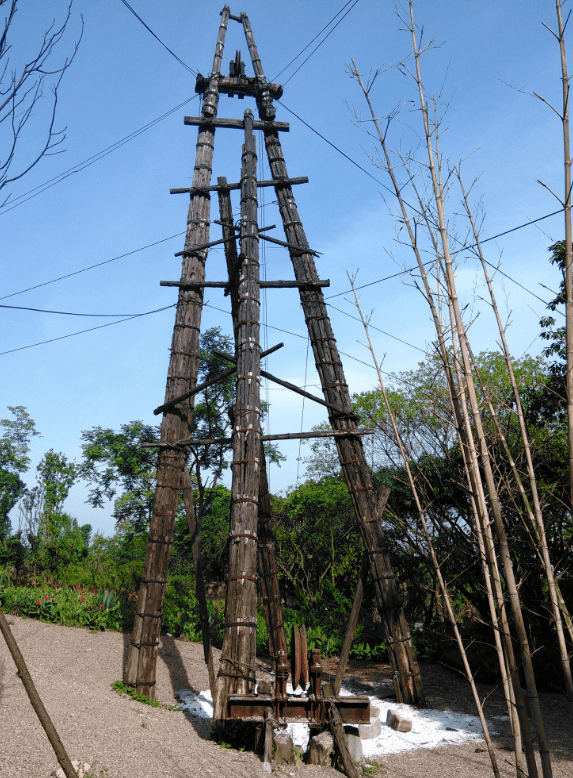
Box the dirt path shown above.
[0,616,571,778]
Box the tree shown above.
[0,0,82,203]
[79,420,159,535]
[0,406,40,538]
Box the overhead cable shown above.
[0,95,198,217]
[0,231,186,302]
[0,305,176,356]
[118,0,197,76]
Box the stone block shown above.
[257,680,271,695]
[370,704,380,718]
[273,731,296,765]
[343,725,364,763]
[358,716,381,740]
[386,709,412,733]
[308,731,334,766]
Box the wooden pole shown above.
[217,173,289,694]
[214,109,261,726]
[0,610,79,778]
[256,121,425,706]
[181,466,217,700]
[124,6,230,699]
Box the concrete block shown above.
[343,725,364,763]
[386,709,412,733]
[273,731,296,765]
[358,716,381,740]
[309,731,333,766]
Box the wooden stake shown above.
[0,610,79,778]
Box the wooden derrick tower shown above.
[125,5,425,750]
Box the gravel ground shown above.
[0,616,571,778]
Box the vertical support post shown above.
[181,465,217,699]
[217,179,289,703]
[124,6,230,699]
[237,8,424,705]
[257,440,289,697]
[214,108,261,725]
[262,126,425,705]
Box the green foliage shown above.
[0,406,40,538]
[79,420,159,533]
[111,681,179,710]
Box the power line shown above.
[0,231,186,302]
[0,305,176,357]
[0,304,155,317]
[282,0,361,88]
[0,95,198,217]
[272,0,355,81]
[326,302,426,353]
[118,0,197,76]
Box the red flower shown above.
[81,597,86,602]
[45,595,49,600]
[35,599,40,605]
[99,604,103,608]
[41,585,45,589]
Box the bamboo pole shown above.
[348,277,501,778]
[0,610,79,778]
[346,58,532,778]
[124,6,230,699]
[403,4,551,771]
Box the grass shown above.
[111,681,180,711]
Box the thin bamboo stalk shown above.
[349,59,531,777]
[348,277,501,778]
[404,4,552,771]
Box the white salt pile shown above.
[175,685,496,757]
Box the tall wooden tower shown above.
[125,6,425,751]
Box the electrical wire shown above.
[272,0,356,82]
[0,304,153,317]
[282,0,361,88]
[0,95,198,217]
[0,304,176,356]
[0,231,186,301]
[118,0,197,76]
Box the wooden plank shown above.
[184,116,289,131]
[153,343,284,416]
[333,556,367,697]
[170,177,307,194]
[193,75,283,101]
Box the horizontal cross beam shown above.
[160,280,330,289]
[194,75,283,100]
[184,116,289,132]
[212,349,357,420]
[170,177,307,195]
[153,342,284,416]
[144,428,375,448]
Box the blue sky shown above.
[1,0,568,536]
